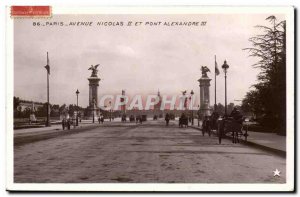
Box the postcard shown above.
[6,6,294,192]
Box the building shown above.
[17,100,44,112]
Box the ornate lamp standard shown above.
[76,89,80,126]
[190,90,194,125]
[221,60,229,116]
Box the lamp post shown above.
[197,104,200,127]
[190,90,194,125]
[76,89,80,126]
[109,101,112,122]
[44,52,51,127]
[221,60,229,116]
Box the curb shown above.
[14,124,100,146]
[189,126,286,158]
[14,123,144,146]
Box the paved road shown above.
[14,120,285,183]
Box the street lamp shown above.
[76,89,80,126]
[44,52,51,127]
[222,60,229,116]
[197,105,200,127]
[109,101,112,122]
[190,90,194,125]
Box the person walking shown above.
[67,119,71,130]
[165,113,170,126]
[101,115,104,124]
[139,116,143,124]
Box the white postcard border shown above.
[6,6,295,192]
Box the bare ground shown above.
[14,120,286,183]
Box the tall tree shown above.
[68,104,75,117]
[36,103,48,117]
[50,104,60,117]
[243,16,286,135]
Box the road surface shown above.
[14,120,286,183]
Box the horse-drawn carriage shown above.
[217,116,249,144]
[201,109,249,144]
[179,115,188,128]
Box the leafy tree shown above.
[13,97,21,118]
[59,104,66,112]
[215,103,225,115]
[36,103,48,117]
[50,104,60,117]
[243,16,286,135]
[22,107,31,118]
[84,107,89,117]
[68,104,75,117]
[214,103,239,116]
[13,97,20,111]
[227,103,235,115]
[241,90,261,117]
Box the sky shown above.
[14,13,285,108]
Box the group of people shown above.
[121,114,127,122]
[166,107,244,130]
[61,118,73,130]
[60,108,243,131]
[98,114,104,124]
[135,115,143,124]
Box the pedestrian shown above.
[101,115,104,124]
[62,118,65,130]
[67,119,71,130]
[98,117,101,124]
[179,113,188,128]
[165,113,170,126]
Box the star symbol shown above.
[273,169,281,177]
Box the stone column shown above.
[88,76,101,119]
[198,76,212,116]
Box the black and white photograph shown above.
[6,6,294,192]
